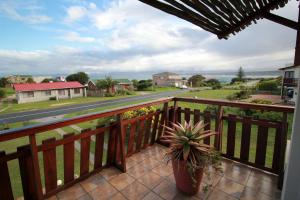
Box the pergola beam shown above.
[263,12,299,30]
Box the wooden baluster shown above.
[272,125,282,172]
[63,133,75,184]
[107,124,117,165]
[194,109,200,125]
[255,125,269,167]
[226,115,237,158]
[0,151,14,200]
[18,145,36,200]
[184,108,191,123]
[214,106,223,151]
[127,122,137,156]
[157,102,168,140]
[94,125,105,170]
[29,134,43,200]
[278,112,288,189]
[204,111,211,145]
[42,138,58,194]
[173,100,178,124]
[80,129,91,176]
[177,107,182,124]
[168,106,174,127]
[240,117,252,162]
[150,111,160,145]
[136,119,145,152]
[143,116,153,149]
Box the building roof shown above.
[139,0,292,39]
[14,81,84,92]
[114,79,132,84]
[279,65,300,71]
[153,72,179,76]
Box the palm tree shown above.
[96,76,118,94]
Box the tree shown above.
[26,77,35,83]
[132,79,139,89]
[237,67,245,81]
[96,76,118,93]
[66,72,89,85]
[205,79,221,89]
[0,77,9,87]
[137,80,152,91]
[41,78,55,83]
[188,74,206,87]
[231,67,245,84]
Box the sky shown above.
[0,0,299,76]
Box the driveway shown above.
[0,90,186,124]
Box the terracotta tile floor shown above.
[50,144,281,200]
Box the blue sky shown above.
[0,0,299,75]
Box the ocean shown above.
[89,71,282,83]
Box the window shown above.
[58,90,65,96]
[45,90,51,96]
[74,88,81,94]
[285,71,295,78]
[24,91,34,98]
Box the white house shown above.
[279,65,300,104]
[14,81,86,104]
[152,72,187,87]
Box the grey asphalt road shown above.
[0,90,186,124]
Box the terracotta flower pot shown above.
[172,159,204,195]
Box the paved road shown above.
[0,90,186,124]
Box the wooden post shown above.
[18,145,37,200]
[116,114,126,172]
[29,134,43,200]
[294,3,300,66]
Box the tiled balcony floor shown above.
[49,144,281,200]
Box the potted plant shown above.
[162,121,222,195]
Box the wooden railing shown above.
[0,97,294,199]
[283,78,298,86]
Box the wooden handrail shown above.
[174,97,294,113]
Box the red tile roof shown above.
[14,82,84,92]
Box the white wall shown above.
[17,88,85,103]
[281,73,300,200]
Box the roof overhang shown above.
[139,0,297,39]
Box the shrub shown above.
[104,93,115,97]
[204,105,219,115]
[49,97,57,100]
[123,106,156,119]
[257,80,278,91]
[116,89,134,96]
[250,99,272,105]
[226,90,251,101]
[0,89,5,98]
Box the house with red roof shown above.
[13,81,86,104]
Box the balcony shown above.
[283,78,298,87]
[0,97,294,200]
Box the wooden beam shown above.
[263,12,299,30]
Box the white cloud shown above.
[0,0,51,24]
[65,6,87,23]
[60,32,96,43]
